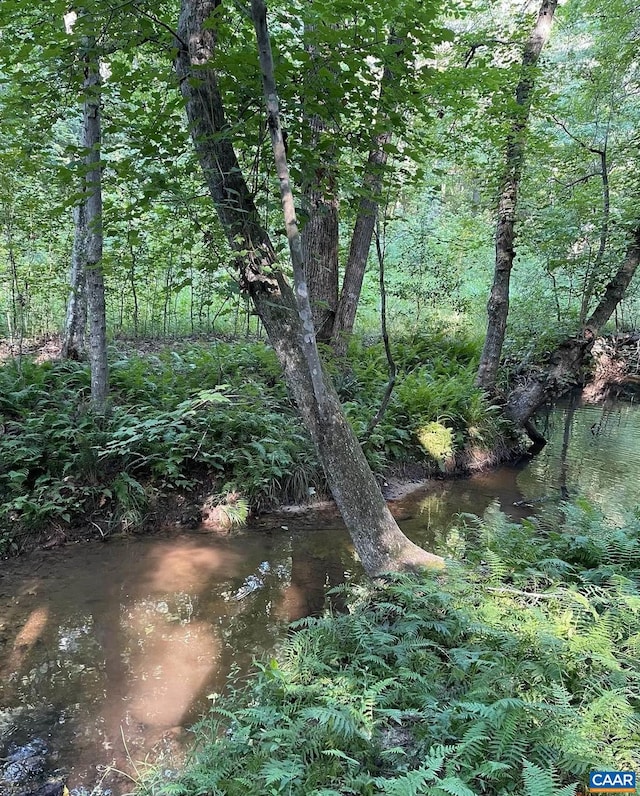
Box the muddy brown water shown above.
[1,399,639,795]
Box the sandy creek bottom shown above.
[1,399,639,795]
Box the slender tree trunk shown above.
[507,223,640,430]
[551,117,612,325]
[81,40,109,412]
[331,35,401,356]
[364,223,396,440]
[62,204,88,359]
[332,132,393,357]
[301,162,339,341]
[580,146,610,322]
[2,207,24,357]
[126,222,139,336]
[476,0,559,390]
[175,0,443,576]
[300,25,339,342]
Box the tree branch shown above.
[131,3,188,50]
[551,114,604,155]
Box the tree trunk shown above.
[331,36,400,356]
[301,164,339,342]
[175,0,443,576]
[579,146,610,323]
[299,24,339,343]
[61,203,88,360]
[332,132,391,356]
[331,132,391,356]
[83,41,109,412]
[476,0,559,390]
[506,223,640,429]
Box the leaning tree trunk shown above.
[175,0,443,576]
[506,223,640,431]
[82,40,109,412]
[476,0,559,390]
[61,203,88,360]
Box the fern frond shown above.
[522,759,578,796]
[375,764,439,796]
[434,776,476,796]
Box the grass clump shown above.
[140,503,640,796]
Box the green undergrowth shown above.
[0,329,512,554]
[140,503,640,796]
[338,330,512,471]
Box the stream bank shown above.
[0,330,520,559]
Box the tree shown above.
[298,22,339,343]
[61,202,88,360]
[476,0,559,390]
[80,30,109,412]
[252,1,452,355]
[331,60,396,356]
[174,0,444,576]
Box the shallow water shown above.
[1,399,639,795]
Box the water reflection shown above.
[522,400,640,523]
[1,399,639,794]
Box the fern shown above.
[521,760,578,796]
[482,549,509,584]
[431,776,476,796]
[140,504,640,796]
[375,763,441,796]
[259,758,304,788]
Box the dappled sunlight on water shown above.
[0,531,355,794]
[124,612,219,729]
[140,541,240,593]
[3,606,49,680]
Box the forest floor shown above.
[0,332,233,363]
[0,335,64,363]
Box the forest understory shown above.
[1,329,638,559]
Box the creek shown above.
[1,398,639,795]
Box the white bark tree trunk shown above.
[476,0,559,390]
[62,203,88,360]
[82,41,109,412]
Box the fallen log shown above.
[504,223,640,442]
